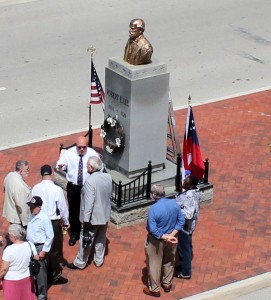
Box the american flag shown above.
[183,105,205,180]
[90,60,105,110]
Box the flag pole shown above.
[87,46,96,148]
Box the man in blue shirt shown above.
[144,184,185,297]
[26,196,54,300]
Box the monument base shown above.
[54,164,213,229]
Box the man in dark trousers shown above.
[175,175,200,279]
[143,184,185,297]
[32,164,69,285]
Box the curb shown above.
[181,272,271,300]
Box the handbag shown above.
[27,242,40,277]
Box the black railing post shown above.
[203,158,209,184]
[117,180,122,207]
[175,154,181,193]
[88,125,93,148]
[146,161,152,199]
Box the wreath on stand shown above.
[100,115,125,154]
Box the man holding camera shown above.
[32,164,69,285]
[67,156,112,270]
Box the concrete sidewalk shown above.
[0,90,271,299]
[182,272,271,299]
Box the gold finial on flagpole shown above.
[87,45,96,58]
[188,95,191,106]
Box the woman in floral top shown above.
[175,175,200,279]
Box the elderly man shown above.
[124,18,153,65]
[144,184,185,297]
[3,160,31,227]
[67,156,112,270]
[56,136,100,246]
[32,164,69,285]
[26,196,54,300]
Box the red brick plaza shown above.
[0,90,271,299]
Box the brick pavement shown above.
[0,90,271,299]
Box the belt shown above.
[34,243,44,246]
[67,181,82,188]
[51,219,61,223]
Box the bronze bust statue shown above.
[124,19,153,65]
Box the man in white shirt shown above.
[32,164,69,285]
[56,136,100,246]
[26,196,54,300]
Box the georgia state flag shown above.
[183,106,205,180]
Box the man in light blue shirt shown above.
[144,184,185,297]
[26,196,54,300]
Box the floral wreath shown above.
[100,115,125,154]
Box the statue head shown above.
[124,18,153,65]
[130,19,145,31]
[129,18,145,39]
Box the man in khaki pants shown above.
[144,184,185,297]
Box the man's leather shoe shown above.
[51,276,68,285]
[161,283,172,293]
[69,236,77,246]
[60,258,68,267]
[143,287,160,297]
[67,263,80,270]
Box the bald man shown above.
[56,136,100,246]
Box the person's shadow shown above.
[141,262,148,286]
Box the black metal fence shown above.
[59,143,209,209]
[110,161,152,207]
[109,157,209,208]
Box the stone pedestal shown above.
[104,57,170,177]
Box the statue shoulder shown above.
[138,35,153,50]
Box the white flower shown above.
[110,118,117,127]
[115,138,121,147]
[107,117,113,125]
[107,117,117,127]
[100,129,106,138]
[105,146,113,154]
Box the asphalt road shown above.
[1,0,271,148]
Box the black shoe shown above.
[69,236,77,246]
[67,263,80,270]
[60,258,68,267]
[51,276,68,285]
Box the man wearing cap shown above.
[32,165,69,285]
[26,196,54,300]
[124,18,153,65]
[56,136,100,246]
[2,160,31,227]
